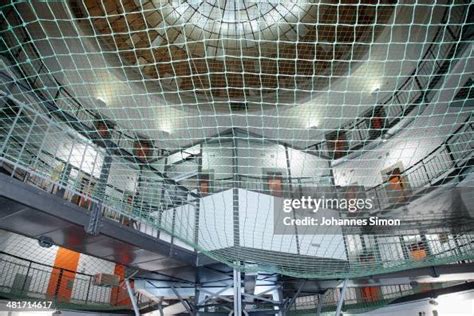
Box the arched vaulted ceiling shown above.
[76,0,396,110]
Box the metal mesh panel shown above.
[0,0,473,279]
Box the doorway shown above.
[382,163,410,204]
[265,171,284,197]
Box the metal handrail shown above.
[0,71,198,202]
[193,118,473,208]
[0,98,470,245]
[368,118,473,210]
[0,91,197,211]
[305,3,470,159]
[0,251,152,309]
[1,2,469,164]
[0,8,169,162]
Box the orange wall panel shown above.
[361,286,381,302]
[411,249,427,261]
[111,264,132,306]
[46,247,80,302]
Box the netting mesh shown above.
[288,281,464,315]
[0,229,151,309]
[0,0,473,278]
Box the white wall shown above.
[173,203,196,251]
[237,141,288,177]
[332,46,473,188]
[72,254,116,304]
[39,128,105,180]
[202,142,234,179]
[198,189,234,250]
[157,202,198,251]
[239,189,347,260]
[107,159,138,194]
[348,299,436,316]
[288,147,331,180]
[377,236,406,269]
[239,189,298,254]
[0,231,120,305]
[0,231,56,296]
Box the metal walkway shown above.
[0,171,200,272]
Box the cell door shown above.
[199,174,210,195]
[266,172,283,197]
[385,167,409,203]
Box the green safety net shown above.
[0,229,459,314]
[288,281,463,315]
[0,230,152,309]
[0,0,473,278]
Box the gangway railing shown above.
[1,91,472,262]
[1,1,470,166]
[0,94,188,241]
[186,117,472,212]
[367,117,473,211]
[0,251,152,311]
[305,2,471,159]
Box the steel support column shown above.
[125,279,140,316]
[285,144,300,254]
[0,101,22,155]
[316,294,322,316]
[85,149,112,235]
[335,279,348,316]
[233,265,242,315]
[285,280,305,313]
[171,285,194,315]
[232,130,240,247]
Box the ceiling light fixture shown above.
[306,119,320,129]
[381,133,391,142]
[96,97,107,106]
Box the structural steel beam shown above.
[0,172,197,268]
[335,279,348,316]
[125,279,140,316]
[316,294,322,316]
[233,266,242,316]
[171,285,194,315]
[285,280,306,312]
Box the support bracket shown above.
[85,202,103,235]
